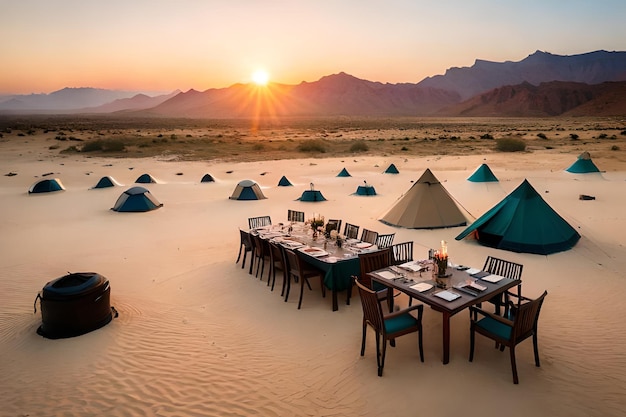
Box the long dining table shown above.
[254,224,377,311]
[369,262,521,364]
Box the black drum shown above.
[36,272,114,339]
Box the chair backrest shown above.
[251,234,267,256]
[344,223,360,240]
[375,233,395,249]
[287,210,305,223]
[361,228,379,245]
[482,256,523,280]
[283,248,303,278]
[355,277,384,332]
[249,215,272,229]
[326,219,342,235]
[511,291,548,342]
[240,229,253,250]
[358,248,392,288]
[269,241,286,267]
[391,241,413,265]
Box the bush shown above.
[297,139,327,153]
[537,133,547,139]
[349,140,369,153]
[81,139,126,152]
[495,138,526,152]
[611,145,620,151]
[480,133,494,140]
[570,133,579,140]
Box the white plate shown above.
[434,290,461,301]
[299,247,329,257]
[410,282,433,292]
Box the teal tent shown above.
[455,179,580,255]
[112,186,163,212]
[467,164,498,182]
[384,164,399,174]
[91,176,121,189]
[298,190,327,202]
[336,168,351,177]
[135,173,157,184]
[354,182,377,196]
[29,178,65,194]
[566,152,600,173]
[229,180,266,200]
[277,175,293,186]
[201,174,215,183]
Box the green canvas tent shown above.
[467,164,498,182]
[200,174,215,183]
[91,176,121,189]
[379,169,467,229]
[277,175,293,186]
[566,151,600,173]
[383,163,399,174]
[229,180,266,200]
[354,182,377,196]
[135,173,157,184]
[112,186,163,212]
[29,178,65,194]
[298,190,326,202]
[455,179,580,255]
[336,168,351,177]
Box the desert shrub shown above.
[81,139,126,152]
[81,140,103,152]
[480,133,494,140]
[401,146,409,151]
[495,138,526,152]
[611,145,620,151]
[570,133,579,140]
[620,130,626,136]
[61,145,80,153]
[252,143,265,151]
[349,140,369,152]
[537,133,547,139]
[49,144,60,150]
[297,139,327,153]
[598,133,608,139]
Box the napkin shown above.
[481,274,505,283]
[377,271,399,280]
[434,290,461,301]
[410,282,433,292]
[399,261,423,272]
[355,242,372,249]
[466,268,481,275]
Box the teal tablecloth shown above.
[302,255,360,291]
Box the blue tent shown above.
[277,175,293,186]
[201,174,215,183]
[91,176,121,189]
[135,173,157,184]
[336,168,351,177]
[354,184,377,196]
[112,186,163,212]
[229,180,266,200]
[298,190,327,202]
[467,164,498,182]
[566,152,600,173]
[455,179,580,255]
[29,178,65,194]
[384,164,399,174]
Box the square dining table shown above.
[369,263,521,364]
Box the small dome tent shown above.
[135,173,157,184]
[200,174,215,183]
[91,176,121,189]
[277,175,293,186]
[354,181,377,196]
[467,164,498,182]
[566,151,600,173]
[384,164,400,174]
[29,178,65,194]
[336,168,351,177]
[298,183,326,202]
[112,186,163,212]
[229,180,266,200]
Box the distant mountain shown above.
[417,50,626,100]
[0,87,168,113]
[80,90,181,113]
[438,80,626,117]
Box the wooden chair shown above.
[360,228,379,245]
[268,241,287,292]
[390,241,413,265]
[355,277,424,376]
[375,233,395,249]
[248,215,272,230]
[236,229,254,273]
[325,219,342,235]
[344,223,360,240]
[250,234,271,280]
[283,248,326,309]
[347,248,393,308]
[481,256,524,315]
[287,209,305,223]
[469,290,548,384]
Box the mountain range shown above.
[1,50,625,117]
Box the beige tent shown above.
[379,168,468,229]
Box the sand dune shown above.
[1,140,626,416]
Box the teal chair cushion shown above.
[477,316,512,340]
[385,313,418,334]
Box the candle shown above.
[441,240,447,257]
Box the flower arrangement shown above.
[329,229,345,248]
[434,240,449,277]
[306,214,325,238]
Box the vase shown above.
[436,257,448,277]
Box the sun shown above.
[251,69,270,86]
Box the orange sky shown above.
[1,0,625,94]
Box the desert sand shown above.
[1,124,626,417]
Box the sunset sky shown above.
[2,0,625,95]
